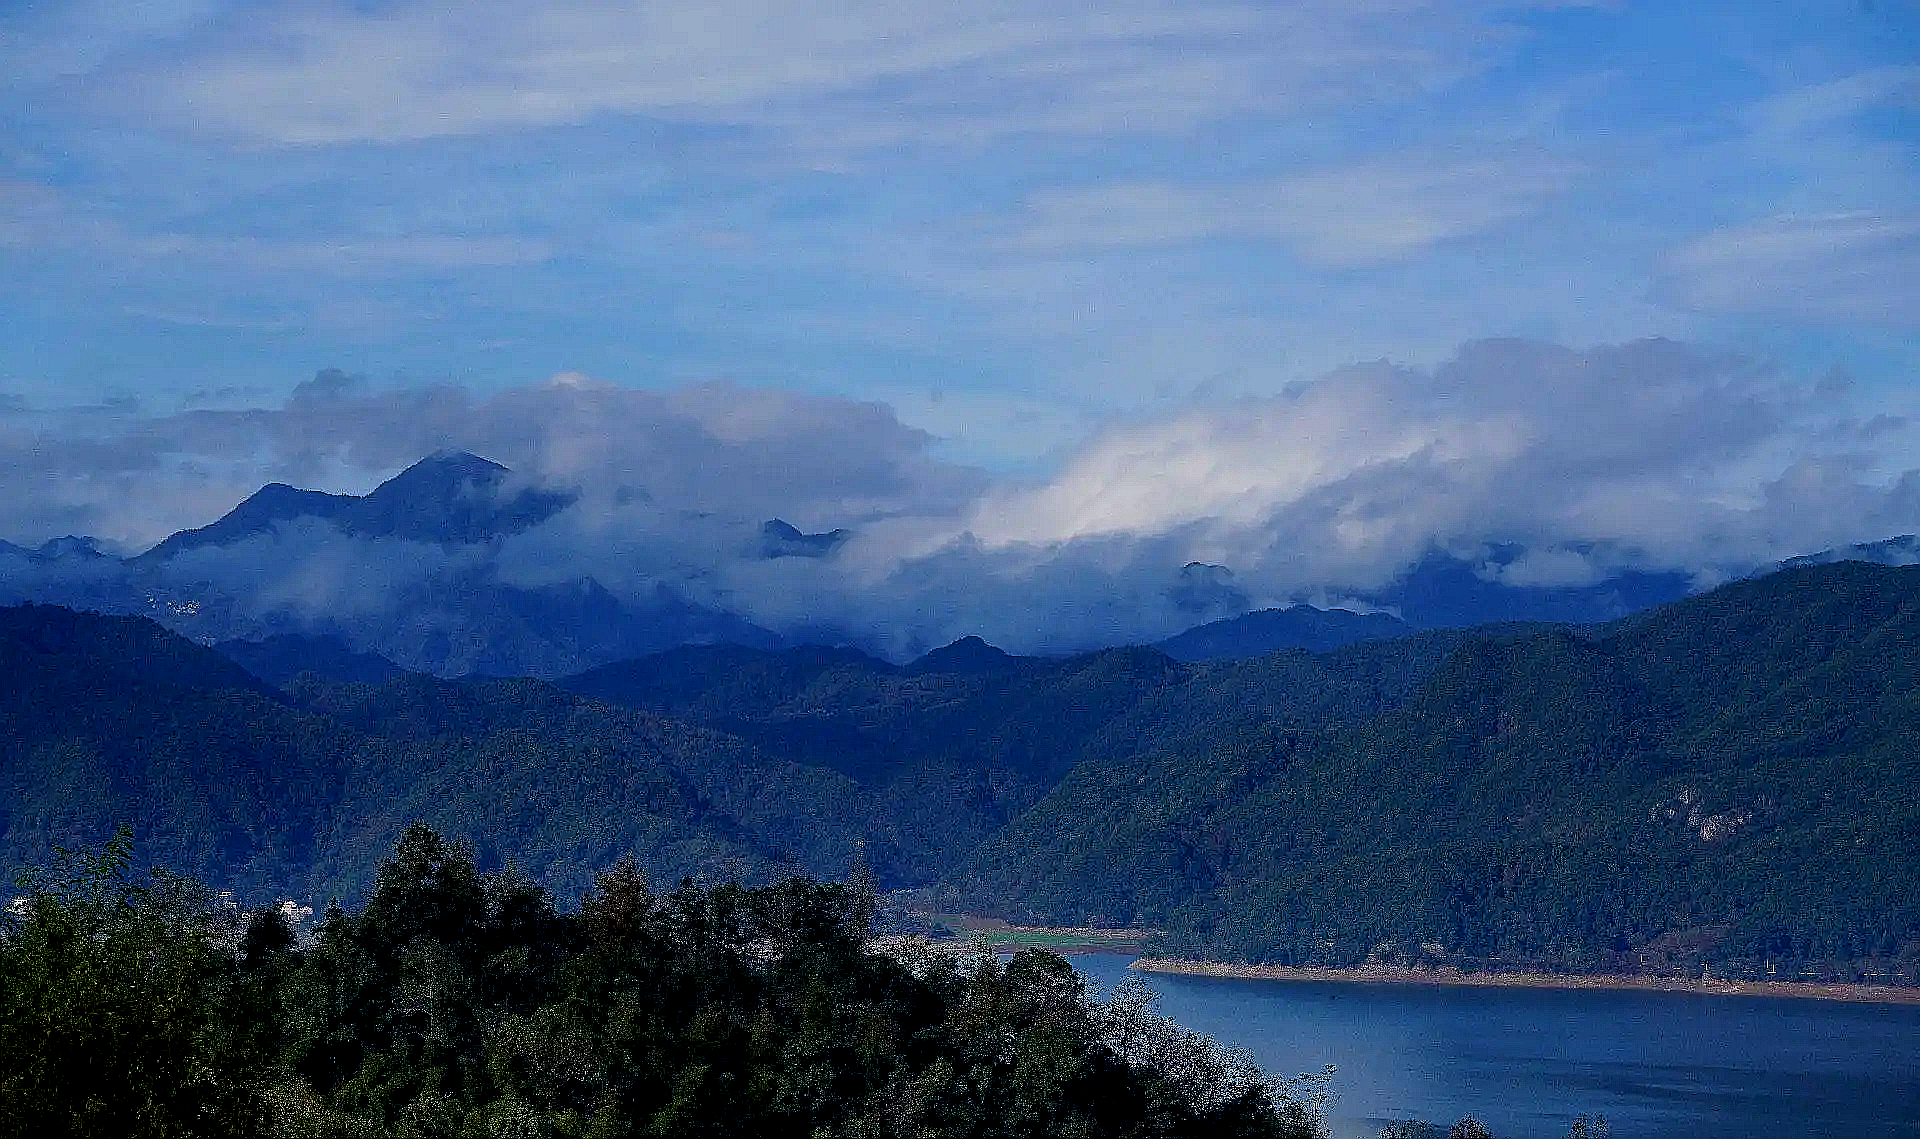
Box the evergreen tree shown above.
[0,830,269,1138]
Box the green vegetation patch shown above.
[0,826,1325,1139]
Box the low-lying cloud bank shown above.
[3,338,1916,661]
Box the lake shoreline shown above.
[916,913,1156,954]
[1131,957,1920,1005]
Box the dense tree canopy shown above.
[0,829,274,1138]
[0,827,1325,1138]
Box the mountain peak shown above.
[1779,534,1920,570]
[406,449,508,477]
[758,518,850,559]
[34,536,113,561]
[355,452,571,543]
[141,452,577,559]
[906,635,1019,675]
[367,451,511,499]
[138,482,356,560]
[1157,604,1413,662]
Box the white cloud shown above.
[111,0,1574,147]
[3,338,1915,657]
[1664,213,1920,327]
[968,337,1915,590]
[969,365,1527,547]
[1750,65,1920,141]
[1001,153,1580,266]
[0,180,550,274]
[0,372,982,549]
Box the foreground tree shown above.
[274,827,1325,1137]
[4,825,1327,1138]
[0,830,273,1139]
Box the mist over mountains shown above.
[2,338,1917,672]
[139,450,577,557]
[0,446,1748,676]
[0,451,794,677]
[2,440,1916,676]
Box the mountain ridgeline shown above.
[137,451,577,558]
[1,560,1917,985]
[0,452,787,678]
[0,450,1767,681]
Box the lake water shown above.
[1069,954,1920,1139]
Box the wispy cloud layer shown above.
[0,0,1914,580]
[1749,65,1920,143]
[104,0,1543,147]
[1001,154,1581,267]
[1665,213,1920,326]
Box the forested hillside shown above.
[2,561,1917,983]
[559,640,1192,883]
[0,605,860,899]
[954,563,1920,981]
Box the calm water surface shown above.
[1069,954,1920,1139]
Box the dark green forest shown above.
[2,561,1918,983]
[0,826,1324,1138]
[954,563,1920,979]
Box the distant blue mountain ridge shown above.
[136,451,577,559]
[2,450,1914,675]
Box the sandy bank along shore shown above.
[1130,958,1920,1006]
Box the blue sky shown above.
[4,1,1913,456]
[0,1,1917,632]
